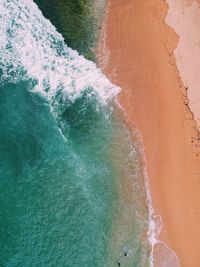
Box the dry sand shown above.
[166,0,200,129]
[97,0,200,266]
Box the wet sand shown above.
[97,0,200,266]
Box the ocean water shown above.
[34,0,107,61]
[0,0,150,266]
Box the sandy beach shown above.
[98,0,200,266]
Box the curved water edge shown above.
[97,3,181,267]
[0,0,119,104]
[113,100,181,267]
[34,0,108,62]
[1,0,151,266]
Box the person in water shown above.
[118,250,129,265]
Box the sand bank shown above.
[166,0,200,128]
[97,0,200,266]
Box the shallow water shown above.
[0,1,150,266]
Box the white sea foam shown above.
[0,0,120,104]
[0,1,181,266]
[118,108,180,267]
[138,135,180,267]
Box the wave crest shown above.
[0,0,120,104]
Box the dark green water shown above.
[0,0,150,266]
[34,0,106,61]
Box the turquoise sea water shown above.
[0,1,150,266]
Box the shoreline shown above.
[97,0,200,266]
